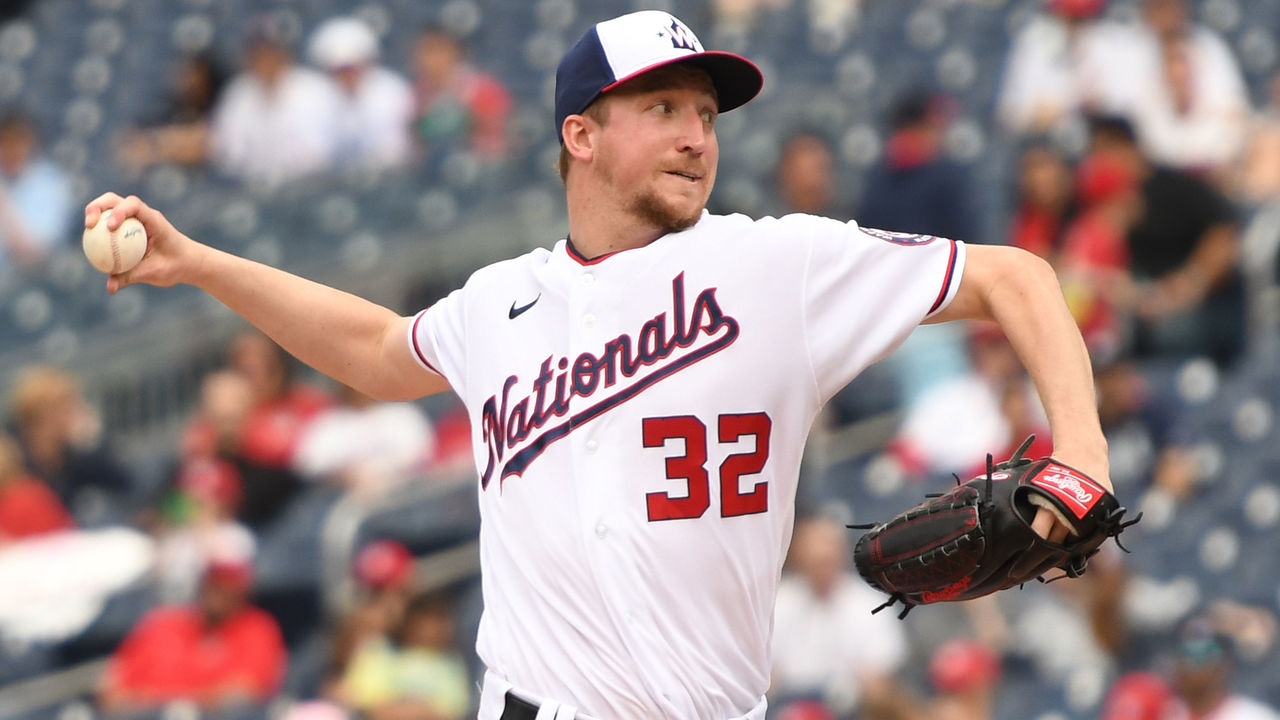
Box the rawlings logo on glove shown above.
[849,436,1141,618]
[1030,465,1103,517]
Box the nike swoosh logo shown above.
[508,294,541,319]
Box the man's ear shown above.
[562,114,594,164]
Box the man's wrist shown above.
[184,240,218,288]
[1050,440,1111,487]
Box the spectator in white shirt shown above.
[292,383,435,499]
[1126,0,1250,175]
[308,17,415,172]
[996,0,1139,137]
[208,15,336,185]
[770,515,910,719]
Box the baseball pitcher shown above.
[86,11,1123,720]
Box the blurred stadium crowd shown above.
[0,0,1279,719]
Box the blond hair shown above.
[9,366,80,429]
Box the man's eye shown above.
[701,111,716,124]
[654,103,672,114]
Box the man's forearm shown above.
[188,244,414,399]
[931,245,1109,483]
[986,253,1109,481]
[86,192,448,401]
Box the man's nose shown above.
[675,111,709,154]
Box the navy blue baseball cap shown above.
[554,11,763,141]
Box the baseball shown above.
[83,210,148,275]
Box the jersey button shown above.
[585,439,598,453]
[581,273,595,287]
[595,523,608,538]
[583,313,596,328]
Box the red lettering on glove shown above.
[920,576,972,603]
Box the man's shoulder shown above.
[464,245,555,284]
[694,210,848,236]
[685,210,754,236]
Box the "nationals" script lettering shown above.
[479,273,739,488]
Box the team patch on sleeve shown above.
[861,226,939,245]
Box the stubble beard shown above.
[597,143,708,234]
[628,186,704,234]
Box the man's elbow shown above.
[975,247,1065,323]
[1021,247,1059,286]
[969,245,1062,306]
[989,245,1059,293]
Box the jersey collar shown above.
[564,236,624,266]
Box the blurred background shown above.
[0,0,1279,718]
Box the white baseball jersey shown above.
[408,211,966,720]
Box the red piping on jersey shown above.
[565,237,622,266]
[928,240,958,315]
[410,310,443,375]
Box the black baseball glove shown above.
[850,435,1140,618]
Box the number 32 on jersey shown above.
[643,412,771,522]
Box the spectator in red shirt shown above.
[927,639,1002,720]
[1063,152,1140,270]
[1100,671,1176,720]
[1058,150,1143,356]
[179,368,255,462]
[411,26,512,162]
[1008,142,1075,260]
[0,431,73,541]
[228,330,332,469]
[98,556,286,715]
[177,366,309,528]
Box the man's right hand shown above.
[84,192,203,294]
[85,192,450,402]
